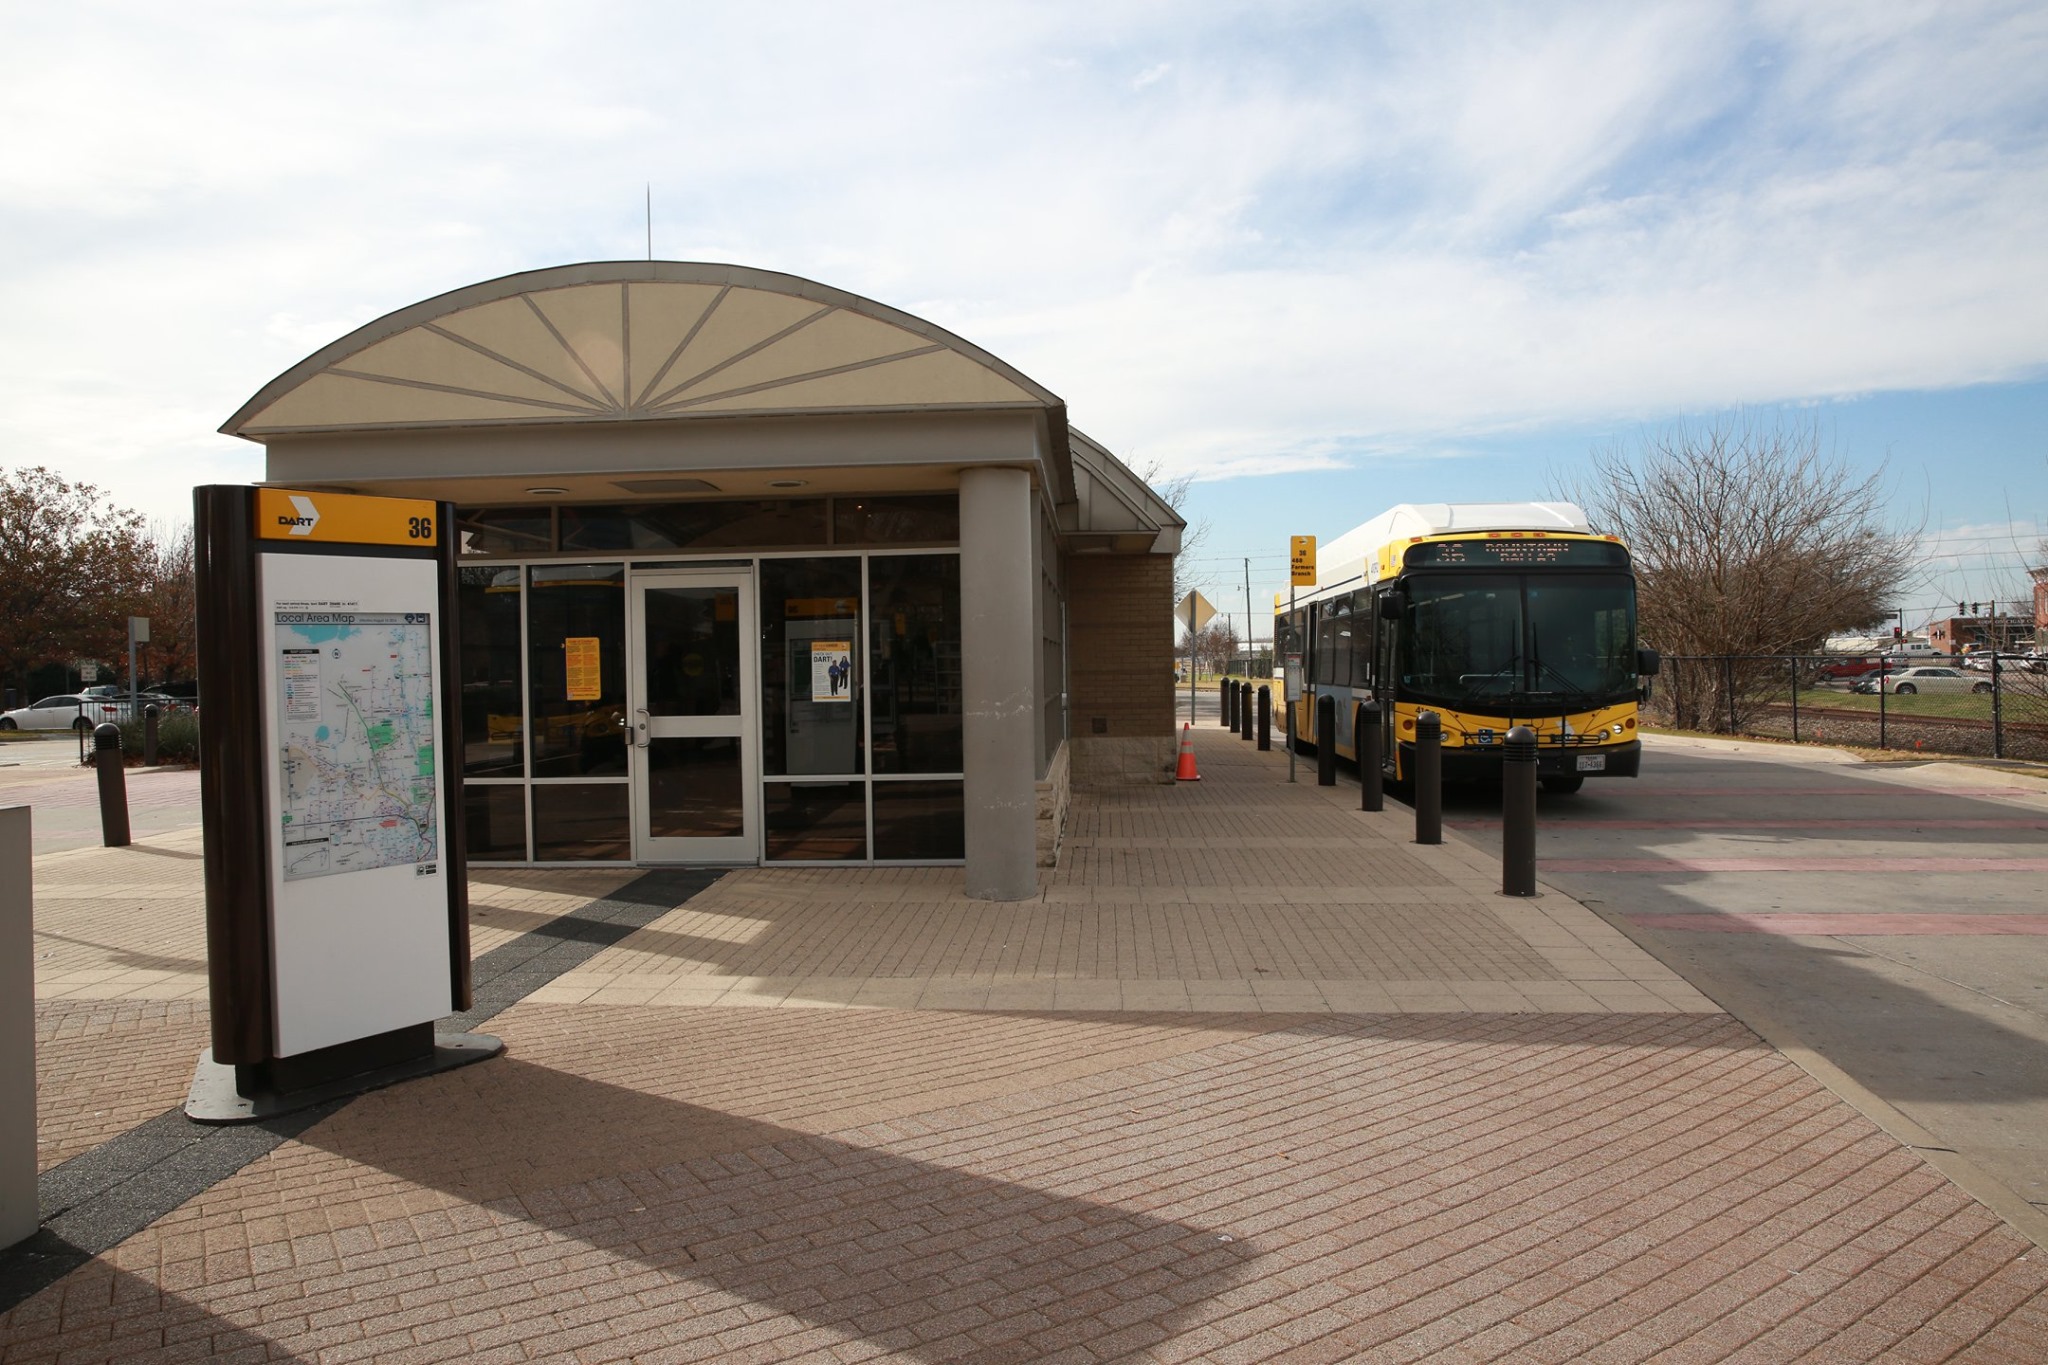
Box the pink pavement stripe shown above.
[1627,785,2045,797]
[1452,818,2048,831]
[1624,912,2048,936]
[1549,856,2048,873]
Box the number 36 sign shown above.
[256,487,439,547]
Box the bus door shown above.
[1375,589,1401,777]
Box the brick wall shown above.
[1065,553,1176,785]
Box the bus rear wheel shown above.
[1540,774,1585,795]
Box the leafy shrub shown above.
[115,710,200,765]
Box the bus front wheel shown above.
[1540,774,1585,795]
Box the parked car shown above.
[0,694,126,731]
[1963,651,2046,673]
[1814,656,1884,681]
[1871,666,1992,695]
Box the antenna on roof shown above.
[645,184,653,261]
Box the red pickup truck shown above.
[1813,657,1887,681]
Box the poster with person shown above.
[810,641,852,702]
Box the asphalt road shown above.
[1427,733,2048,1235]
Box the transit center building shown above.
[221,262,1183,900]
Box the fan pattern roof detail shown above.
[227,267,1048,437]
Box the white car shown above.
[1963,651,2045,673]
[0,694,126,731]
[1875,667,1991,695]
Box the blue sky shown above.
[3,2,2044,633]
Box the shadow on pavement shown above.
[285,1055,1253,1361]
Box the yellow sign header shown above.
[256,488,439,547]
[1290,535,1317,587]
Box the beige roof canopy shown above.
[225,261,1183,550]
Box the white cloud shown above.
[0,0,2043,526]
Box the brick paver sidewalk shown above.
[7,728,2048,1362]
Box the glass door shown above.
[629,571,757,862]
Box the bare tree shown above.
[1191,620,1240,675]
[1557,417,1912,732]
[1139,462,1210,603]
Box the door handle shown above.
[633,707,650,749]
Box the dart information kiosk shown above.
[187,485,494,1122]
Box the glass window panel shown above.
[646,737,744,839]
[868,554,962,774]
[760,559,864,776]
[872,781,964,860]
[532,783,629,860]
[457,566,525,776]
[833,495,958,545]
[560,500,827,552]
[456,507,552,557]
[527,564,628,777]
[645,587,741,716]
[764,781,868,861]
[463,784,528,861]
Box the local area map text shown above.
[276,611,438,881]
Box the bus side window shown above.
[1350,589,1374,687]
[1318,597,1346,688]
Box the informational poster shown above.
[274,610,438,882]
[564,636,602,700]
[810,641,852,702]
[260,549,451,1058]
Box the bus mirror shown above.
[1381,589,1405,615]
[1636,647,1661,677]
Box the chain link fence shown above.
[1647,655,2048,762]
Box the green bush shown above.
[116,710,201,765]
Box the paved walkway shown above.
[6,729,2048,1361]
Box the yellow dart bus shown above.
[1276,502,1658,793]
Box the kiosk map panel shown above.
[275,609,439,881]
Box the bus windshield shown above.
[1402,572,1637,709]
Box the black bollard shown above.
[1256,686,1271,750]
[143,703,161,767]
[1222,678,1235,730]
[1358,700,1383,812]
[1502,725,1537,895]
[1316,695,1336,785]
[1413,710,1442,845]
[94,722,130,848]
[1240,682,1254,741]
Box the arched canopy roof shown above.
[223,263,1070,463]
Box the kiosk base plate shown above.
[184,1031,503,1124]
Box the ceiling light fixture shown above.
[525,486,568,496]
[767,478,807,489]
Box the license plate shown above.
[1576,754,1606,772]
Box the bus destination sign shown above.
[1405,538,1630,569]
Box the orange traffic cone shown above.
[1175,723,1201,781]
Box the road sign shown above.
[79,662,99,682]
[1290,536,1317,586]
[1176,590,1217,633]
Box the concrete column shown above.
[960,467,1037,901]
[1,805,35,1248]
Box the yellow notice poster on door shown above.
[810,642,852,702]
[564,637,601,701]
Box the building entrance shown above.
[628,570,759,863]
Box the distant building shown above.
[1930,613,2028,655]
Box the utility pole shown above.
[1244,558,1254,669]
